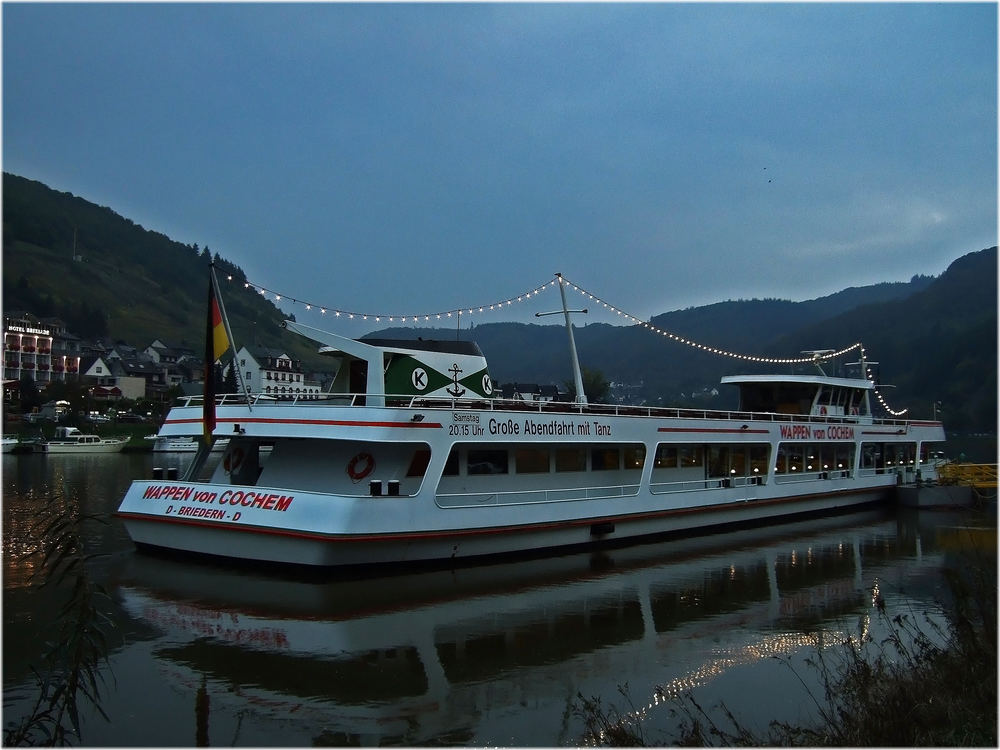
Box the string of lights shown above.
[557,274,863,365]
[221,271,909,416]
[557,275,908,416]
[224,275,559,324]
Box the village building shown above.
[228,344,322,399]
[497,383,565,402]
[2,312,81,388]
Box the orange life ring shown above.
[347,452,375,482]
[224,446,246,473]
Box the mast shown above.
[536,273,588,405]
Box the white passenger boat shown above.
[116,284,946,569]
[1,436,18,454]
[45,426,130,453]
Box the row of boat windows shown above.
[737,384,869,416]
[408,442,925,478]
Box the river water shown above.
[2,449,995,746]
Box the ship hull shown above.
[117,398,934,568]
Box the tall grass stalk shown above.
[4,505,118,746]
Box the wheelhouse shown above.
[720,374,873,419]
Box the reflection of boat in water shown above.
[116,273,946,567]
[112,509,948,744]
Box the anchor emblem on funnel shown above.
[447,363,466,397]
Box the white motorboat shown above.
[145,435,230,453]
[45,426,130,453]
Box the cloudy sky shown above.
[3,3,996,332]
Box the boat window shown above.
[860,443,881,470]
[749,445,770,476]
[515,448,550,474]
[591,448,620,471]
[731,446,747,475]
[834,443,854,471]
[707,446,735,479]
[776,442,853,473]
[884,442,916,467]
[468,449,508,475]
[679,445,704,467]
[847,389,866,416]
[554,448,586,472]
[776,444,804,473]
[443,448,460,476]
[654,445,677,468]
[406,448,431,478]
[624,445,646,469]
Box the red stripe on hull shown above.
[116,487,883,546]
[657,427,770,434]
[165,417,443,429]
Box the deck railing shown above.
[436,482,641,508]
[171,391,927,429]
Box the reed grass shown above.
[576,538,997,747]
[4,504,119,747]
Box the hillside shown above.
[1,173,325,367]
[767,247,997,432]
[355,249,996,431]
[2,172,996,432]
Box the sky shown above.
[3,2,997,335]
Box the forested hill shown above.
[2,172,996,432]
[2,173,323,366]
[373,247,995,431]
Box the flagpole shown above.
[209,263,252,412]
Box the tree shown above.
[224,362,239,394]
[19,373,41,414]
[565,367,611,404]
[213,363,225,394]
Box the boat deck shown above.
[176,392,923,430]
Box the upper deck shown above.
[721,373,875,418]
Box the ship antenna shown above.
[535,273,588,406]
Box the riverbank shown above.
[3,421,156,452]
[577,520,998,746]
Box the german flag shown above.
[203,267,231,444]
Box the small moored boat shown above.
[45,426,130,454]
[145,435,230,453]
